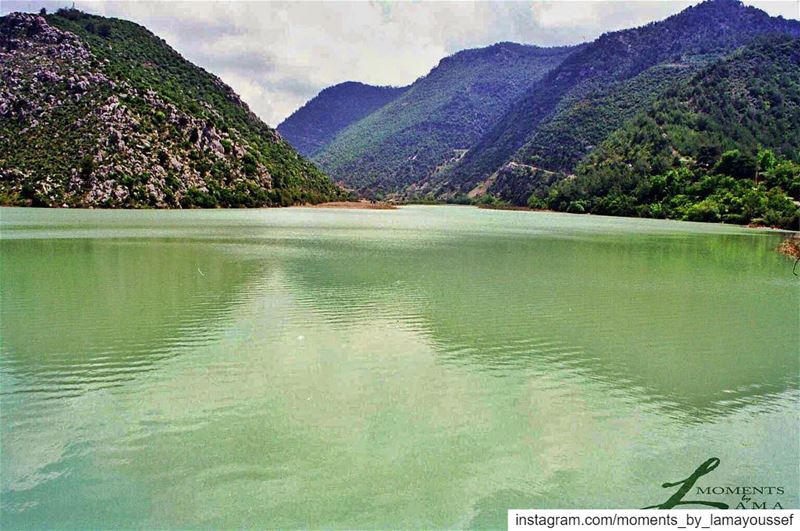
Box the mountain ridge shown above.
[279,0,800,207]
[443,0,800,197]
[277,81,408,157]
[530,34,800,229]
[309,41,578,195]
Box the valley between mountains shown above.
[280,0,800,229]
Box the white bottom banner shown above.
[508,510,797,530]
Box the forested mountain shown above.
[311,42,577,195]
[444,0,800,199]
[277,82,408,157]
[529,36,800,229]
[0,10,345,208]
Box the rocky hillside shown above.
[0,10,345,208]
[277,81,408,157]
[310,42,577,196]
[444,0,800,200]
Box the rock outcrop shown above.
[0,11,342,208]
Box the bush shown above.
[56,8,82,21]
[527,194,547,209]
[684,198,721,222]
[181,187,217,208]
[79,155,95,177]
[762,188,799,227]
[242,152,258,176]
[566,200,587,213]
[714,150,757,180]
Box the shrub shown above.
[181,187,217,208]
[56,8,82,21]
[527,194,547,209]
[566,200,587,213]
[79,155,95,177]
[714,150,757,180]
[684,198,721,222]
[242,152,258,175]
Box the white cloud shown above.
[3,1,799,125]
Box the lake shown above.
[1,205,798,528]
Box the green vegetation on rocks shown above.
[0,9,345,208]
[447,0,800,195]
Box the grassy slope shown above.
[478,60,714,204]
[511,57,718,172]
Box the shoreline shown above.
[1,202,796,233]
[476,203,543,212]
[298,201,398,210]
[475,203,798,233]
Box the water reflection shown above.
[280,230,798,421]
[1,239,263,395]
[0,237,264,518]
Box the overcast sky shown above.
[3,0,799,126]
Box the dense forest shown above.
[528,37,800,229]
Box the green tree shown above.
[714,150,756,180]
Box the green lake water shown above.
[0,205,798,528]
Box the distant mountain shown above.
[0,10,345,208]
[531,36,800,229]
[277,82,408,157]
[311,42,577,195]
[444,0,800,200]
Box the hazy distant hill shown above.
[0,9,345,208]
[277,82,408,157]
[311,42,577,195]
